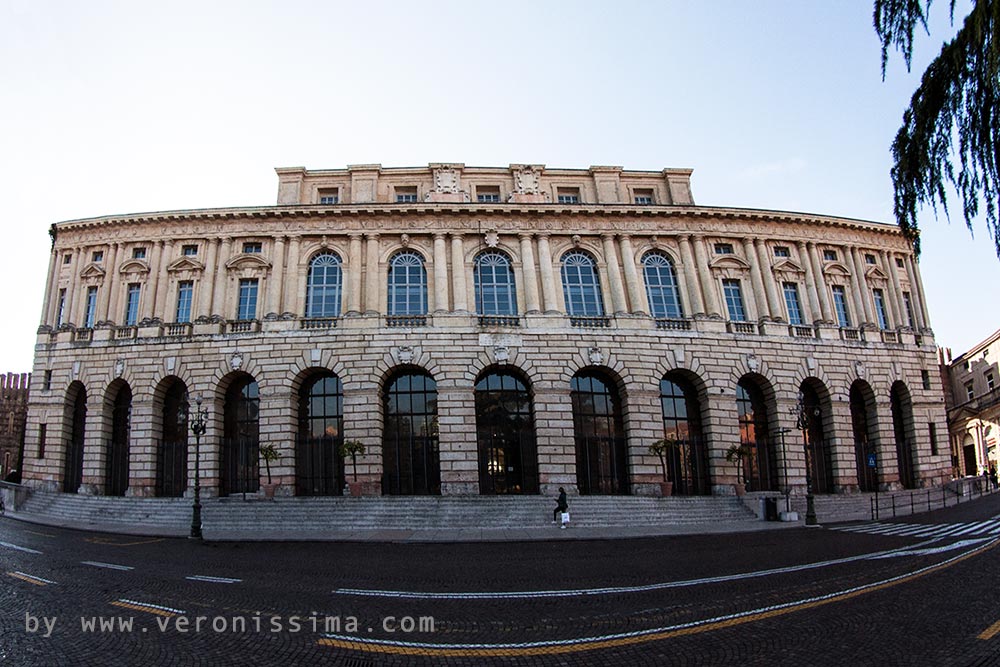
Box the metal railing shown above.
[870,475,999,520]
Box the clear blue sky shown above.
[1,0,996,372]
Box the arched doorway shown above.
[571,370,628,495]
[891,381,917,489]
[799,381,834,494]
[106,382,132,497]
[475,369,537,494]
[659,372,708,495]
[382,369,440,495]
[157,379,188,497]
[297,372,344,496]
[63,382,87,494]
[222,374,260,495]
[736,376,777,492]
[850,380,879,492]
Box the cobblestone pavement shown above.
[3,496,1000,666]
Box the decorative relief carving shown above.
[855,360,866,378]
[588,347,603,365]
[512,165,542,194]
[432,167,461,193]
[396,346,414,364]
[165,356,176,373]
[493,346,509,364]
[114,359,125,378]
[746,353,759,372]
[484,230,499,248]
[230,352,244,371]
[400,234,411,248]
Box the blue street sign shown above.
[867,453,877,468]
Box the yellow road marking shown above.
[110,601,179,618]
[25,530,55,538]
[85,537,165,547]
[978,619,1000,640]
[8,572,48,586]
[319,539,998,657]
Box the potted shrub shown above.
[725,444,752,496]
[259,443,281,499]
[648,437,680,497]
[338,440,366,497]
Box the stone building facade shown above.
[941,329,1000,477]
[0,372,30,479]
[22,163,951,500]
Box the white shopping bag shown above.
[560,511,570,525]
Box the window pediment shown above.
[772,258,806,278]
[79,263,106,280]
[225,254,272,272]
[708,255,750,271]
[822,262,852,277]
[118,259,150,276]
[865,265,889,282]
[167,257,205,273]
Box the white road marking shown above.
[869,538,991,558]
[116,599,186,614]
[186,575,242,584]
[333,538,946,600]
[81,561,134,571]
[322,538,997,651]
[12,571,56,584]
[0,541,41,554]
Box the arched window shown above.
[643,253,683,319]
[157,380,187,498]
[891,382,917,489]
[475,369,537,494]
[571,371,628,494]
[561,252,604,317]
[474,252,518,316]
[388,251,428,315]
[383,370,440,495]
[222,376,259,495]
[736,378,776,492]
[106,383,132,497]
[63,383,87,494]
[659,374,708,495]
[297,373,344,496]
[850,381,878,492]
[305,252,343,318]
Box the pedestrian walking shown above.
[552,487,568,528]
[990,464,998,490]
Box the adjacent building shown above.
[21,163,951,501]
[942,329,1000,477]
[0,372,30,480]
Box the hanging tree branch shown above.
[874,0,1000,258]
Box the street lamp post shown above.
[190,394,208,540]
[794,390,818,526]
[777,427,792,513]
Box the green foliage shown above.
[875,0,1000,259]
[339,440,366,483]
[649,437,680,482]
[259,443,280,485]
[725,444,753,484]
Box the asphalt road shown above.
[3,495,1000,666]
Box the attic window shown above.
[243,242,262,254]
[318,188,339,205]
[714,243,734,255]
[774,246,790,258]
[395,186,418,203]
[633,188,654,205]
[823,249,837,261]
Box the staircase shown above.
[11,490,758,538]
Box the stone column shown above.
[107,244,124,325]
[347,234,363,315]
[198,238,219,319]
[850,247,874,324]
[451,234,468,312]
[693,236,721,317]
[140,241,163,321]
[536,234,560,313]
[213,237,233,319]
[619,235,646,315]
[154,239,174,319]
[265,236,286,317]
[43,248,61,326]
[807,242,833,321]
[433,233,449,312]
[909,253,932,329]
[678,235,705,316]
[797,241,820,324]
[885,251,905,327]
[601,234,629,314]
[282,236,302,316]
[62,247,81,326]
[754,238,781,319]
[903,254,928,329]
[364,233,380,314]
[518,233,541,314]
[742,238,769,321]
